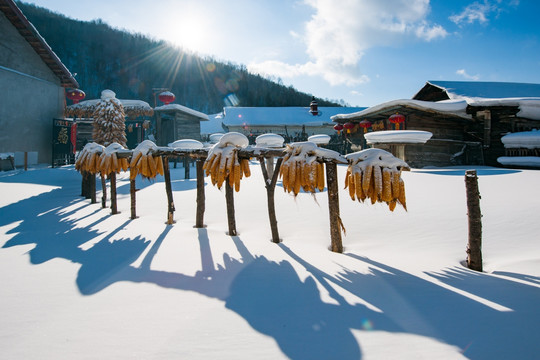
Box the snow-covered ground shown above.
[1,163,539,359]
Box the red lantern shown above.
[66,89,85,104]
[389,113,405,130]
[358,120,372,133]
[333,123,344,132]
[158,91,175,105]
[343,122,356,134]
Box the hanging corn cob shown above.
[279,141,345,196]
[75,142,105,174]
[96,142,129,175]
[129,140,164,180]
[345,148,410,211]
[203,132,250,191]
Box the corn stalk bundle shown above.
[75,142,105,174]
[345,148,410,211]
[203,132,250,191]
[129,140,164,180]
[97,142,129,175]
[279,141,345,196]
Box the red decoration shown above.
[70,123,77,154]
[389,113,405,130]
[66,89,85,104]
[158,91,175,105]
[358,120,372,133]
[333,123,343,134]
[343,122,356,134]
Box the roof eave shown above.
[0,0,78,88]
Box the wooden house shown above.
[332,81,540,167]
[154,104,208,145]
[0,0,78,164]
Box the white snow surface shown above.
[288,141,347,163]
[168,139,204,150]
[346,148,410,171]
[255,133,285,148]
[307,134,331,145]
[1,163,539,360]
[364,130,433,144]
[216,132,249,148]
[501,129,540,149]
[209,133,224,144]
[103,142,126,154]
[100,89,116,100]
[132,140,158,156]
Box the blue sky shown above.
[26,0,540,107]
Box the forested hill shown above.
[17,2,344,114]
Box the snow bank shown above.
[255,133,284,148]
[501,130,540,149]
[364,130,433,144]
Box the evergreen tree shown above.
[92,90,126,147]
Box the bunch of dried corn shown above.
[345,148,410,211]
[129,140,164,180]
[203,132,250,191]
[96,143,129,175]
[279,142,327,196]
[75,142,105,174]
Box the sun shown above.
[170,17,210,54]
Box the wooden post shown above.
[89,172,97,204]
[259,157,283,243]
[81,171,90,198]
[195,159,206,228]
[110,172,118,215]
[101,175,107,208]
[465,170,482,271]
[184,157,190,179]
[266,156,275,179]
[163,156,175,224]
[225,181,237,236]
[130,179,137,219]
[325,162,343,253]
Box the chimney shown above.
[309,96,319,116]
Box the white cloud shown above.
[450,1,498,25]
[249,0,447,87]
[456,69,480,80]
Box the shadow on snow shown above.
[1,166,539,360]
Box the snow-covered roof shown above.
[470,98,540,120]
[66,98,154,118]
[418,81,540,100]
[222,106,366,127]
[501,130,540,149]
[497,156,540,167]
[331,99,470,121]
[154,104,208,121]
[201,113,226,135]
